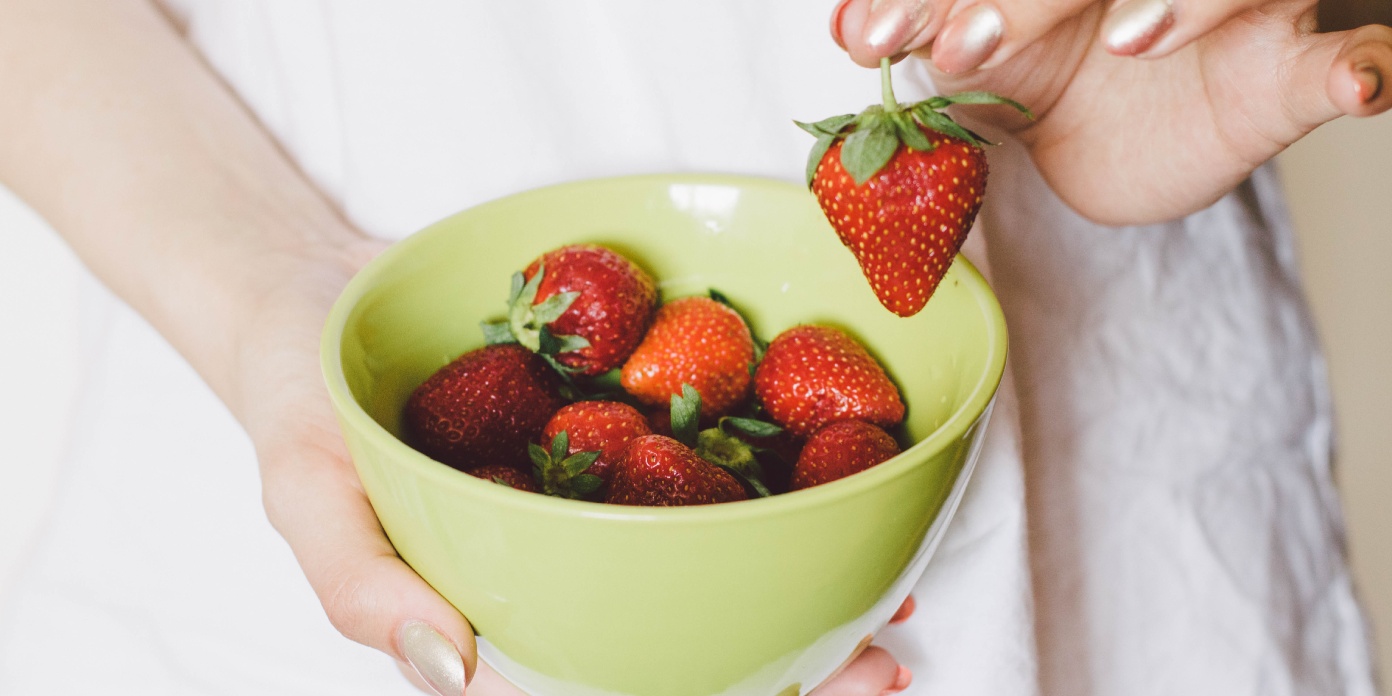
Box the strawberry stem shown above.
[880,57,900,113]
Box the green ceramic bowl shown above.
[322,174,1007,696]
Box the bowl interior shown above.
[336,174,1003,463]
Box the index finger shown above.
[833,0,951,68]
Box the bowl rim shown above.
[320,172,1008,523]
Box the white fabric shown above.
[0,1,1374,695]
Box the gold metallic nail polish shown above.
[933,5,1003,74]
[864,0,933,53]
[400,621,465,696]
[1103,0,1175,56]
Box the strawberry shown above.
[483,244,657,376]
[797,59,1030,317]
[467,464,541,493]
[606,434,748,506]
[620,296,754,418]
[790,420,901,491]
[754,325,904,437]
[403,344,567,472]
[535,401,653,498]
[665,384,776,499]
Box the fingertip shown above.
[882,665,913,695]
[888,595,916,624]
[833,0,871,67]
[902,7,941,55]
[929,4,1004,75]
[400,610,478,688]
[1353,62,1384,106]
[865,0,935,55]
[853,647,903,693]
[836,0,930,68]
[1285,23,1392,130]
[1346,60,1389,116]
[831,0,853,51]
[1101,0,1175,58]
[812,645,902,696]
[399,621,469,696]
[1330,38,1392,117]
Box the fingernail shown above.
[831,0,853,50]
[1355,62,1384,104]
[931,5,1004,74]
[881,665,913,695]
[400,621,466,696]
[864,0,933,53]
[1102,0,1175,56]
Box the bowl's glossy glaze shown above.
[322,174,1007,696]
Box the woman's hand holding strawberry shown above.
[832,0,1392,224]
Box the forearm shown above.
[0,0,361,420]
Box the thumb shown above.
[260,438,477,696]
[1288,22,1392,130]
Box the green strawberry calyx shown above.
[696,428,770,498]
[794,57,1034,187]
[528,430,604,500]
[481,262,592,371]
[668,383,776,498]
[669,384,704,450]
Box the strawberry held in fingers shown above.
[485,244,657,376]
[403,343,567,472]
[755,325,904,437]
[790,420,901,491]
[811,126,983,317]
[797,58,1031,317]
[620,296,755,419]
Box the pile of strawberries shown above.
[403,244,909,506]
